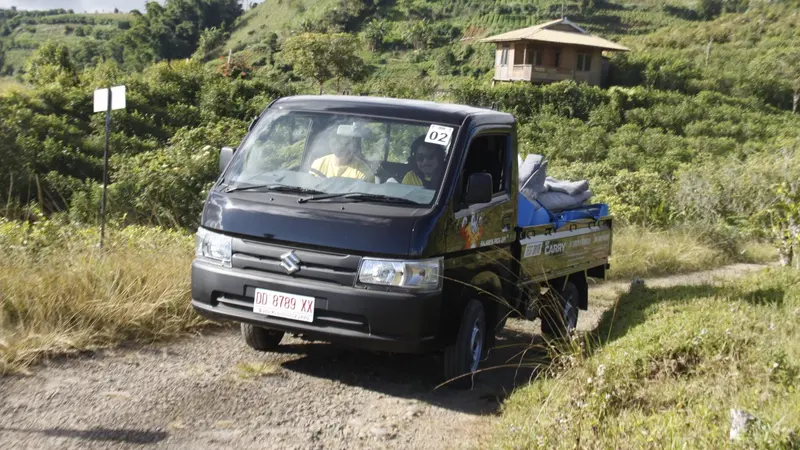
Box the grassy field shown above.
[491,267,800,448]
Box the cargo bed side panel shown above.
[518,219,612,283]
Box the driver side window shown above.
[460,134,510,197]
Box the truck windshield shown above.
[223,110,456,206]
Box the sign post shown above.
[93,85,126,248]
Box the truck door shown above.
[446,130,516,253]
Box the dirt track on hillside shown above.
[0,264,763,450]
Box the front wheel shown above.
[241,323,285,351]
[443,299,486,388]
[540,281,580,340]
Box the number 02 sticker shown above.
[425,124,454,146]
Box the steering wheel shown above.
[310,168,328,178]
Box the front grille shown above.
[231,239,361,286]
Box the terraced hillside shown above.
[0,10,131,74]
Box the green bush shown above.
[451,80,608,121]
[70,118,244,228]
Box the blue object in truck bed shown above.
[551,204,609,229]
[518,196,609,228]
[518,196,552,226]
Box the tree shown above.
[362,19,387,52]
[404,20,431,50]
[329,33,367,91]
[116,0,244,65]
[193,26,227,60]
[279,33,366,94]
[23,40,77,86]
[403,21,458,50]
[771,181,800,268]
[752,147,800,268]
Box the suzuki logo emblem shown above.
[280,251,301,274]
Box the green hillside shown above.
[227,0,697,49]
[213,0,799,111]
[226,0,340,52]
[0,9,132,74]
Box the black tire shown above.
[540,281,580,340]
[241,323,285,351]
[443,299,486,389]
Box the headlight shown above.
[196,228,232,267]
[358,257,442,292]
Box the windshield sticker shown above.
[425,125,454,147]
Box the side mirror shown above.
[219,147,235,173]
[464,173,493,205]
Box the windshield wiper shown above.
[224,184,325,195]
[297,192,420,205]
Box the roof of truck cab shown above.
[270,95,515,126]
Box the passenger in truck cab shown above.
[402,135,445,189]
[310,134,375,181]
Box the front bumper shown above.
[191,260,442,353]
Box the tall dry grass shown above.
[609,226,775,280]
[0,219,208,374]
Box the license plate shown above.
[253,288,315,323]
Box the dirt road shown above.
[0,264,763,450]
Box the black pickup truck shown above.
[191,95,612,386]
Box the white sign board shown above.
[93,85,126,113]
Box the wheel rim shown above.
[469,316,484,372]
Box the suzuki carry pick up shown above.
[191,95,612,385]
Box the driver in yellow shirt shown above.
[310,136,374,181]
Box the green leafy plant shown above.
[279,32,366,93]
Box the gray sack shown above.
[519,154,548,202]
[537,189,593,213]
[545,177,589,196]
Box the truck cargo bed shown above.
[516,217,612,284]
